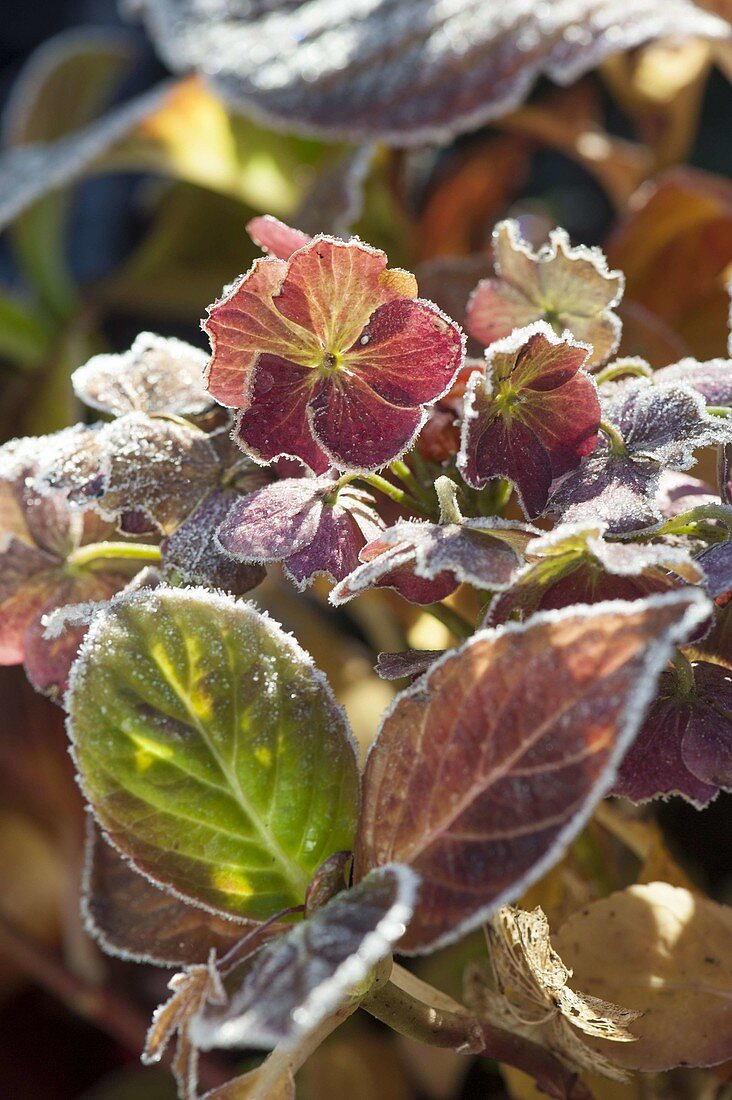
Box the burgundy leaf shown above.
[191,865,417,1051]
[613,661,732,807]
[355,592,709,953]
[375,650,443,681]
[82,821,258,968]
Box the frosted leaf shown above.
[45,412,220,534]
[655,357,732,407]
[330,515,532,606]
[124,1,729,145]
[696,539,732,598]
[551,379,728,533]
[72,332,211,417]
[217,474,385,590]
[374,650,443,681]
[654,469,718,519]
[163,490,266,595]
[467,220,624,366]
[191,864,418,1051]
[613,661,732,807]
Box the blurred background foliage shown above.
[0,2,731,1097]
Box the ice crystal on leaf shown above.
[466,220,624,367]
[458,322,600,518]
[204,222,465,473]
[217,474,384,590]
[551,379,730,533]
[0,433,136,697]
[71,332,212,418]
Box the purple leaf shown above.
[655,357,732,406]
[696,541,732,599]
[613,661,732,807]
[191,864,418,1051]
[127,1,729,145]
[375,650,444,681]
[217,475,384,590]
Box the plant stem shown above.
[423,601,473,640]
[594,360,653,385]
[358,473,431,518]
[363,967,591,1099]
[706,406,732,417]
[670,648,696,697]
[598,419,627,455]
[0,912,230,1091]
[659,502,732,537]
[67,541,162,569]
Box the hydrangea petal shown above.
[520,376,600,477]
[346,298,464,407]
[331,543,457,606]
[218,477,327,562]
[273,237,416,353]
[247,216,312,260]
[655,357,732,406]
[163,491,266,596]
[310,374,424,472]
[235,356,330,474]
[204,258,316,407]
[696,541,732,599]
[550,446,662,534]
[467,221,623,366]
[460,405,553,518]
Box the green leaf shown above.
[67,587,360,921]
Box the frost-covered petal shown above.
[655,357,732,407]
[273,237,417,353]
[467,221,623,366]
[460,404,553,518]
[71,333,211,418]
[217,477,328,562]
[375,650,443,681]
[204,257,316,408]
[310,374,424,472]
[682,665,732,789]
[331,542,457,606]
[655,470,718,519]
[346,298,464,408]
[696,541,732,599]
[550,446,662,534]
[235,356,330,474]
[602,379,727,468]
[247,216,312,260]
[520,376,600,477]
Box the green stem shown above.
[706,406,732,418]
[389,458,435,511]
[358,473,431,518]
[670,648,696,698]
[599,419,628,455]
[67,542,162,569]
[594,359,653,385]
[659,503,732,537]
[423,601,473,640]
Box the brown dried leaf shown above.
[554,882,732,1072]
[355,592,708,953]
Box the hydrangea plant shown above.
[1,217,731,1100]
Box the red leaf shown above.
[355,592,708,953]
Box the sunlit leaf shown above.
[355,592,709,953]
[553,882,732,1071]
[126,0,730,143]
[192,864,417,1050]
[67,586,360,920]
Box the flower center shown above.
[317,350,343,377]
[495,384,522,417]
